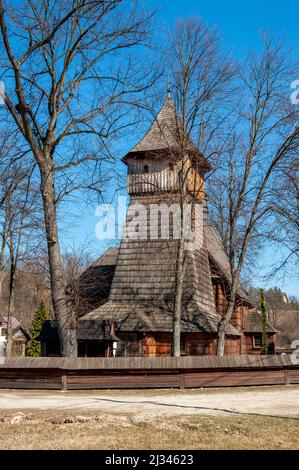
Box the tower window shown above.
[169,162,174,171]
[143,164,149,174]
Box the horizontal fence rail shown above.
[0,356,298,391]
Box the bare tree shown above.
[212,36,299,355]
[0,129,16,289]
[160,18,235,356]
[157,25,298,357]
[263,160,299,277]
[208,133,265,285]
[0,0,158,356]
[0,127,33,295]
[63,244,93,317]
[1,161,40,356]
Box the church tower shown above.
[82,95,240,356]
[123,95,211,200]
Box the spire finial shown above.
[166,85,171,98]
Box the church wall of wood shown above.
[112,331,242,357]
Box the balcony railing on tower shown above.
[127,170,179,194]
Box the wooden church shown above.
[72,95,276,357]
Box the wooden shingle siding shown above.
[83,195,240,337]
[244,310,277,333]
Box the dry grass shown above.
[0,410,298,450]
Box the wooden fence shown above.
[0,355,298,391]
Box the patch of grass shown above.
[0,410,298,450]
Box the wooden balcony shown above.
[127,170,178,194]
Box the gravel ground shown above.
[0,386,298,418]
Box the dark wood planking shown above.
[0,354,296,369]
[0,355,298,390]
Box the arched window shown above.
[169,162,174,171]
[143,164,149,174]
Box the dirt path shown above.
[0,386,298,418]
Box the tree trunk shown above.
[216,258,242,356]
[260,288,269,354]
[40,164,77,357]
[5,300,14,357]
[5,193,15,358]
[5,263,15,357]
[216,298,235,356]
[173,236,187,357]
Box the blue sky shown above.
[59,0,299,297]
[152,0,299,59]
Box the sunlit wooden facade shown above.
[73,96,277,357]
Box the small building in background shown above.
[0,315,30,356]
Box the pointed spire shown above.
[125,95,184,154]
[122,93,212,173]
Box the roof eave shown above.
[122,149,213,173]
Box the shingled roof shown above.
[81,198,240,337]
[90,247,118,267]
[122,96,212,171]
[40,319,119,342]
[75,247,118,318]
[83,224,254,313]
[81,302,239,335]
[243,310,277,333]
[0,314,30,339]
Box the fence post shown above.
[179,371,185,390]
[284,369,290,386]
[61,372,68,392]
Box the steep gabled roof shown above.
[75,247,118,318]
[131,97,189,152]
[0,314,31,339]
[88,247,118,268]
[122,96,212,171]
[243,310,277,333]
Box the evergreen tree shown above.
[26,299,48,357]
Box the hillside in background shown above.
[0,271,53,330]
